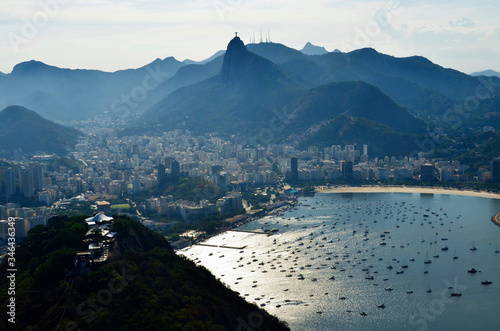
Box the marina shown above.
[179,192,500,330]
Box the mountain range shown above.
[470,70,500,78]
[129,36,429,156]
[0,105,81,154]
[1,37,500,156]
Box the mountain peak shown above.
[301,42,328,55]
[12,60,52,75]
[220,36,253,84]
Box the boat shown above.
[470,241,477,251]
[441,246,449,251]
[377,303,385,308]
[360,312,367,316]
[481,280,492,285]
[468,267,478,274]
[495,245,499,254]
[424,251,432,264]
[450,291,462,297]
[453,249,458,260]
[384,287,393,291]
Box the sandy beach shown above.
[317,185,500,200]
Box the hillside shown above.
[0,57,184,121]
[0,215,290,330]
[133,37,424,148]
[298,114,421,158]
[0,105,81,154]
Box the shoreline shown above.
[492,213,500,227]
[316,185,500,200]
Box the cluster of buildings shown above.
[144,192,243,223]
[74,213,116,272]
[1,124,500,239]
[0,204,53,243]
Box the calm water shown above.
[179,193,500,331]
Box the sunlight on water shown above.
[179,193,500,331]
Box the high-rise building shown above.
[291,157,298,181]
[341,161,353,179]
[420,164,435,182]
[132,177,141,195]
[171,160,180,179]
[32,164,43,192]
[20,168,33,198]
[157,162,166,185]
[492,158,500,182]
[5,168,16,195]
[363,144,368,156]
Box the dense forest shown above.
[0,215,289,330]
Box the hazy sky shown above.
[1,0,499,74]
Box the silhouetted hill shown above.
[300,42,328,55]
[286,81,425,134]
[0,58,185,121]
[0,215,290,330]
[0,105,81,154]
[133,38,424,146]
[134,37,305,136]
[247,42,310,64]
[299,114,420,158]
[265,45,500,117]
[470,70,500,78]
[136,55,225,111]
[458,94,500,129]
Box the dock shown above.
[227,229,269,235]
[195,243,247,250]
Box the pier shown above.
[195,243,247,250]
[227,229,269,235]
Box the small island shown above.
[491,213,500,227]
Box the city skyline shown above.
[1,0,500,74]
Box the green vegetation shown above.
[111,204,131,210]
[162,209,246,241]
[153,177,226,203]
[0,106,81,155]
[243,192,271,206]
[0,215,289,330]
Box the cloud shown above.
[449,17,475,27]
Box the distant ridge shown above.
[300,42,328,55]
[0,105,81,154]
[131,36,426,157]
[470,69,500,78]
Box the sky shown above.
[0,0,499,74]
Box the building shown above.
[420,164,435,182]
[341,161,353,179]
[492,158,500,183]
[171,159,180,179]
[291,157,298,181]
[5,168,16,195]
[157,162,166,185]
[20,168,34,198]
[376,168,389,181]
[31,164,43,192]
